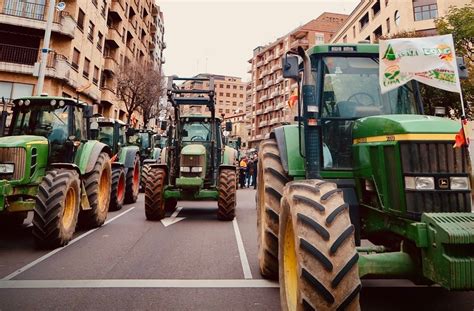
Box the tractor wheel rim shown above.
[117,173,125,202]
[98,168,110,213]
[62,186,76,229]
[132,161,139,192]
[283,216,298,311]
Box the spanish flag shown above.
[288,88,298,109]
[453,118,470,148]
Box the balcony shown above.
[45,53,73,82]
[264,106,273,113]
[104,56,119,74]
[106,27,122,48]
[290,38,309,49]
[1,3,76,38]
[259,120,268,127]
[0,44,38,74]
[256,84,263,91]
[256,60,263,67]
[149,41,156,52]
[260,94,268,102]
[256,109,263,115]
[276,102,285,110]
[276,76,284,84]
[270,91,279,99]
[101,87,117,104]
[109,0,125,21]
[265,79,274,88]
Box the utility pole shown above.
[36,0,56,95]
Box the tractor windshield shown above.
[139,132,150,149]
[11,104,70,143]
[181,121,211,143]
[320,56,419,118]
[97,125,114,146]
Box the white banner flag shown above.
[379,34,461,94]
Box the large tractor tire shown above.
[144,165,166,220]
[109,166,126,211]
[217,169,236,221]
[279,180,361,311]
[32,170,80,248]
[257,138,290,279]
[125,155,140,203]
[79,152,112,228]
[140,164,152,193]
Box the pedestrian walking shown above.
[239,156,247,188]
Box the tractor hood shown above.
[0,135,48,147]
[181,144,206,156]
[353,115,460,141]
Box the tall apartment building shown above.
[179,73,246,117]
[0,0,165,126]
[247,12,347,148]
[331,0,471,43]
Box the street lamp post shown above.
[36,0,56,95]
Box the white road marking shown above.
[160,206,185,227]
[0,279,279,289]
[2,207,136,281]
[232,218,253,279]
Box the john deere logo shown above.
[438,178,449,189]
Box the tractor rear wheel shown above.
[257,138,290,279]
[125,155,140,203]
[33,170,80,248]
[217,169,236,221]
[279,180,361,311]
[79,152,112,228]
[144,166,166,220]
[109,166,126,211]
[140,164,152,193]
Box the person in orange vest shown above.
[239,156,248,188]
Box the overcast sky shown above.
[160,0,360,82]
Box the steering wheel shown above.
[191,135,205,142]
[347,92,376,106]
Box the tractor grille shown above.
[0,147,26,181]
[400,142,471,218]
[180,154,205,167]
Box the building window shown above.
[83,58,90,79]
[93,66,99,85]
[352,25,356,38]
[101,0,107,17]
[359,13,369,30]
[72,48,80,70]
[77,9,85,31]
[88,21,94,42]
[414,4,438,21]
[394,10,401,26]
[373,25,382,40]
[233,85,237,89]
[385,0,389,6]
[97,32,103,51]
[315,32,325,43]
[386,18,390,34]
[372,1,381,17]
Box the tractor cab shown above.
[91,117,127,155]
[9,96,90,164]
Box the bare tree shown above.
[140,71,165,127]
[116,62,163,126]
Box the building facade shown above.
[179,73,246,117]
[0,0,165,126]
[246,12,347,148]
[331,0,471,43]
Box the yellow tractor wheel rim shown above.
[62,186,76,229]
[98,168,110,213]
[283,216,298,311]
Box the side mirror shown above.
[282,54,300,80]
[160,120,168,130]
[84,105,94,118]
[225,121,232,132]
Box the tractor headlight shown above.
[0,163,15,174]
[24,99,31,106]
[50,99,57,106]
[450,177,470,190]
[18,100,24,106]
[59,100,65,107]
[180,166,190,172]
[191,167,203,173]
[405,176,435,190]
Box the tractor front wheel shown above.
[279,180,361,311]
[33,170,80,248]
[109,166,126,211]
[79,152,112,228]
[144,165,166,220]
[125,155,140,203]
[140,164,152,193]
[217,169,236,221]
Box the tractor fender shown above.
[271,125,305,177]
[119,146,140,169]
[49,163,82,176]
[75,141,112,175]
[148,163,168,176]
[143,158,158,165]
[219,164,236,172]
[222,146,237,165]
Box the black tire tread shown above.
[109,167,125,211]
[144,166,166,220]
[125,155,140,204]
[217,169,236,221]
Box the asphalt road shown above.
[0,189,473,310]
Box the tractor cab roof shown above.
[307,43,378,55]
[180,114,222,122]
[12,96,87,108]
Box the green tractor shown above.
[133,129,162,192]
[256,43,474,310]
[0,95,112,248]
[144,76,238,221]
[90,117,141,210]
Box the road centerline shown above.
[2,207,136,281]
[232,217,253,279]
